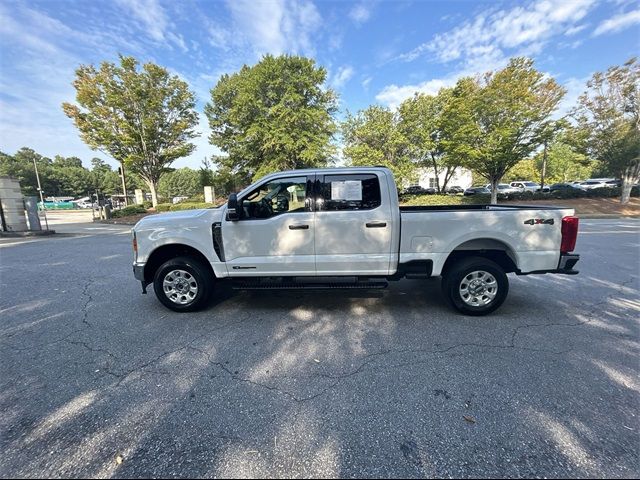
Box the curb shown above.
[0,230,56,237]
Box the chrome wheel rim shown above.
[163,269,198,305]
[459,270,498,307]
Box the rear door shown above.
[222,174,316,276]
[314,172,393,275]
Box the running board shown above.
[232,281,389,290]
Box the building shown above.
[412,167,474,190]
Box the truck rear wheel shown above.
[442,256,508,316]
[153,256,213,312]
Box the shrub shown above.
[142,200,153,209]
[169,202,212,211]
[111,204,147,218]
[154,202,213,212]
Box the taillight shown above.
[132,231,138,254]
[560,216,579,253]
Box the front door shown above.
[314,172,393,275]
[222,175,315,276]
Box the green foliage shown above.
[397,91,459,192]
[399,194,487,206]
[535,139,594,183]
[441,57,565,202]
[205,54,338,181]
[573,57,640,203]
[63,55,199,206]
[158,167,201,200]
[155,202,212,212]
[503,159,539,182]
[342,105,414,185]
[111,204,147,218]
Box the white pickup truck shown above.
[132,167,580,315]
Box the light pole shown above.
[33,157,49,230]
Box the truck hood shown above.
[133,207,223,230]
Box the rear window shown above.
[319,174,381,211]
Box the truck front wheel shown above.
[153,256,213,312]
[442,256,509,316]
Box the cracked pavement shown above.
[0,218,638,478]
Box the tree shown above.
[205,55,338,181]
[0,148,59,196]
[90,158,121,195]
[573,58,640,203]
[398,91,460,192]
[441,58,565,203]
[63,55,199,206]
[158,167,201,200]
[199,157,215,189]
[51,155,93,197]
[342,105,414,186]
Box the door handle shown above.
[366,222,387,228]
[289,224,309,230]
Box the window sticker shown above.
[331,180,362,201]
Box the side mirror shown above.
[227,193,240,221]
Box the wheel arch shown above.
[144,244,214,283]
[440,238,518,276]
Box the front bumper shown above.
[133,263,145,281]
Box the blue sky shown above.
[0,0,638,169]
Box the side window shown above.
[319,174,381,211]
[240,176,308,219]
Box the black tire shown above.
[153,256,213,312]
[441,256,509,316]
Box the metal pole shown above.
[33,157,49,230]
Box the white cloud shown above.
[362,76,372,90]
[330,65,354,89]
[115,0,167,42]
[565,24,588,36]
[226,0,322,56]
[375,78,453,109]
[400,0,596,63]
[593,9,640,36]
[349,3,371,24]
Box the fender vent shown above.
[212,222,225,261]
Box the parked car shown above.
[463,186,491,196]
[580,179,609,190]
[484,183,520,199]
[445,185,464,194]
[509,181,544,194]
[402,185,437,195]
[132,167,580,316]
[73,200,94,209]
[549,183,585,192]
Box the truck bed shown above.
[400,204,567,212]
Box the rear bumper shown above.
[516,253,580,276]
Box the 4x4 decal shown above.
[524,218,555,225]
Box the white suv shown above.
[510,181,541,194]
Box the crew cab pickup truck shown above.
[132,167,580,316]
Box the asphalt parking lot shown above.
[0,217,638,478]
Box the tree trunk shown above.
[620,162,639,205]
[147,181,159,207]
[490,177,499,204]
[540,140,547,191]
